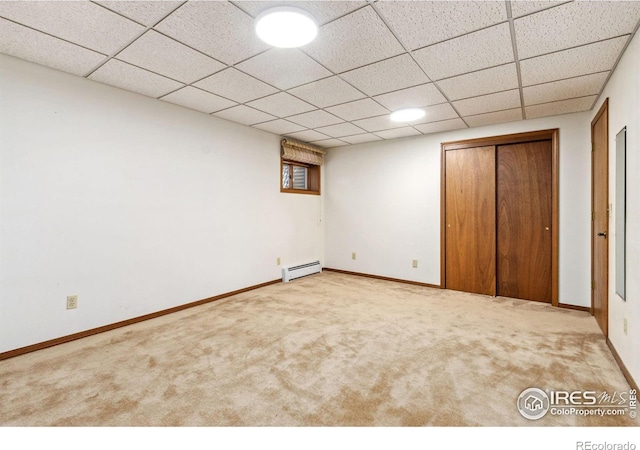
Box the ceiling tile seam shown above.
[310,123,369,138]
[286,117,346,129]
[186,68,284,105]
[147,28,229,66]
[89,0,151,27]
[104,58,187,93]
[505,1,526,120]
[0,15,109,57]
[297,49,392,117]
[83,1,187,78]
[158,84,242,108]
[524,94,600,109]
[450,87,520,104]
[230,0,370,28]
[522,70,610,89]
[510,0,574,20]
[589,17,640,111]
[313,131,369,141]
[408,19,512,54]
[285,129,331,139]
[518,33,632,63]
[368,2,470,128]
[313,3,371,27]
[462,105,534,119]
[432,61,517,84]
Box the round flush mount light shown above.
[255,7,318,48]
[390,108,426,122]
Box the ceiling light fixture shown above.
[255,7,318,48]
[390,108,426,123]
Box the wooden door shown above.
[496,141,552,302]
[591,100,609,336]
[445,146,496,295]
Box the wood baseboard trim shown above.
[323,267,441,289]
[606,338,639,392]
[0,278,281,361]
[558,303,590,312]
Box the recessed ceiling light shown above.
[255,7,318,48]
[390,108,426,123]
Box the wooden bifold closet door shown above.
[442,130,558,304]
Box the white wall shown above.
[0,54,323,353]
[595,31,640,385]
[325,109,591,307]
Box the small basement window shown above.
[280,139,323,195]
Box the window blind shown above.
[281,139,325,166]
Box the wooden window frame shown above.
[280,158,321,195]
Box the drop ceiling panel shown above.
[373,83,446,111]
[523,72,609,106]
[341,54,430,97]
[352,115,409,133]
[0,1,144,54]
[117,30,226,84]
[374,127,421,140]
[286,129,330,142]
[234,1,366,25]
[413,23,514,80]
[413,103,460,125]
[414,118,468,135]
[288,76,366,108]
[313,138,348,148]
[2,0,639,148]
[315,122,365,138]
[246,92,316,117]
[325,98,390,122]
[213,105,276,125]
[437,63,519,101]
[340,133,383,145]
[525,95,597,119]
[236,48,331,90]
[515,1,640,59]
[287,110,343,128]
[0,18,106,76]
[96,1,182,26]
[160,86,237,114]
[375,0,507,50]
[303,6,404,73]
[88,59,184,98]
[464,108,522,127]
[194,68,278,104]
[520,36,628,86]
[509,1,569,19]
[154,1,269,65]
[252,119,306,135]
[452,89,521,116]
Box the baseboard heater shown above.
[282,261,322,282]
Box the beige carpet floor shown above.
[0,271,635,426]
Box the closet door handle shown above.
[597,231,607,238]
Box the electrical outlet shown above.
[412,259,418,268]
[624,318,627,335]
[67,295,77,310]
[277,257,281,266]
[352,252,356,260]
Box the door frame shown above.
[440,129,560,306]
[590,98,609,335]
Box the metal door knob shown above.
[597,231,607,238]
